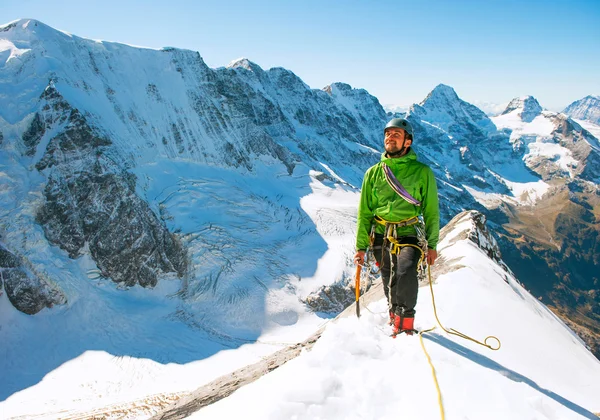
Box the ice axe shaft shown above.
[355,264,361,318]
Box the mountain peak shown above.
[500,96,542,122]
[1,19,64,37]
[412,83,495,135]
[323,82,354,95]
[421,83,460,105]
[226,57,263,73]
[563,95,600,125]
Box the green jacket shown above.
[356,148,440,251]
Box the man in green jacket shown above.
[354,118,440,336]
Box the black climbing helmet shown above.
[384,118,414,137]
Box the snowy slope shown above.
[191,212,600,420]
[0,19,385,416]
[0,164,361,418]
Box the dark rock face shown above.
[0,245,20,267]
[0,244,66,315]
[36,170,187,287]
[33,86,187,288]
[441,210,506,266]
[466,211,508,271]
[304,282,356,314]
[22,112,46,156]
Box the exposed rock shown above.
[34,87,187,288]
[22,112,46,156]
[467,211,507,269]
[0,244,20,267]
[304,282,355,314]
[441,210,509,273]
[0,244,66,314]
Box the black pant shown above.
[372,233,421,317]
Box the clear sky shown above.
[3,0,599,112]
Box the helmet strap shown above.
[386,139,410,158]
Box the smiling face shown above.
[384,127,412,154]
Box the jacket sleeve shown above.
[422,167,440,250]
[356,167,374,251]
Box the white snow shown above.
[464,185,514,209]
[0,155,359,418]
[0,39,31,64]
[574,118,600,152]
[464,177,550,209]
[493,110,555,138]
[502,178,550,204]
[526,141,579,175]
[192,219,600,420]
[492,111,578,177]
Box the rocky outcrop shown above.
[22,112,46,156]
[0,244,66,314]
[304,275,373,314]
[33,86,187,288]
[438,210,509,270]
[465,212,508,270]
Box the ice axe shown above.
[354,264,361,318]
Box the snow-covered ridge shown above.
[185,210,600,420]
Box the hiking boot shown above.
[392,314,402,336]
[402,317,415,335]
[392,315,415,336]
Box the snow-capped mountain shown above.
[412,83,497,135]
[1,18,600,419]
[490,96,600,358]
[563,95,600,125]
[0,18,385,318]
[493,96,600,182]
[500,95,543,122]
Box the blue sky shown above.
[3,0,599,112]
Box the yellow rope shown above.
[426,265,501,351]
[387,240,501,350]
[416,263,501,420]
[418,327,445,420]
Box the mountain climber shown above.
[354,118,440,336]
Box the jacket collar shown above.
[380,148,418,166]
